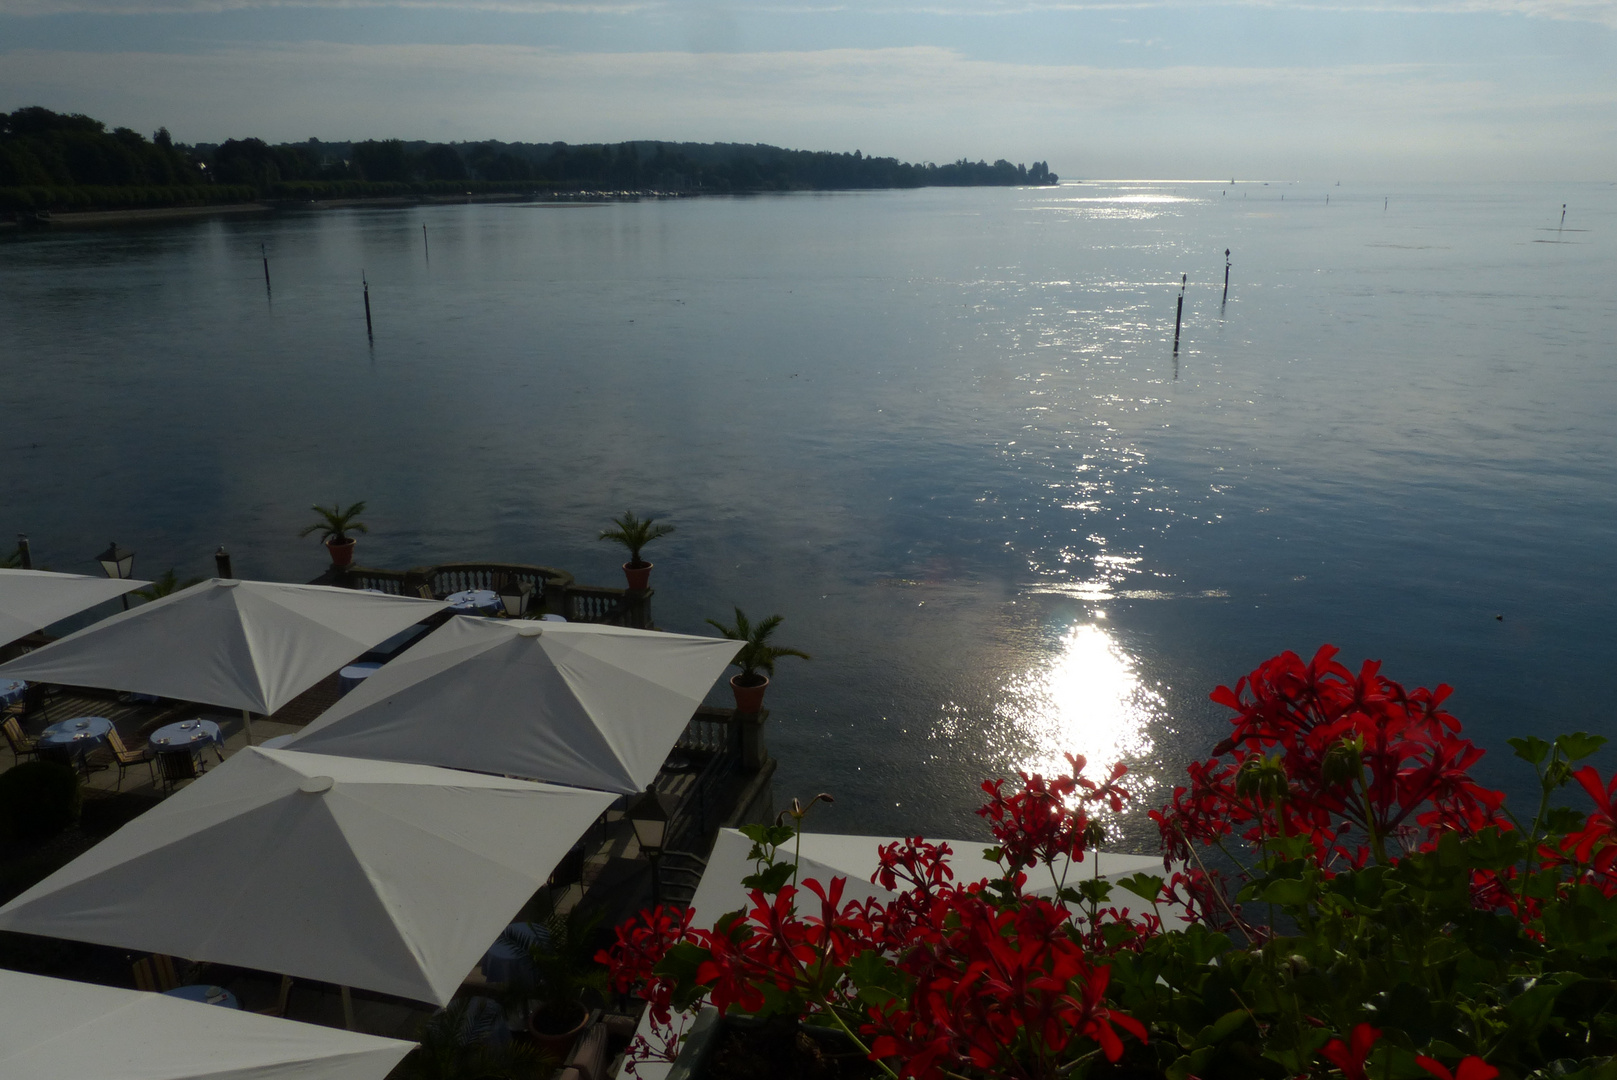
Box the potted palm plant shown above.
[705,608,810,713]
[598,511,673,591]
[501,899,607,1056]
[133,568,203,602]
[299,502,368,568]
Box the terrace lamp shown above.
[15,535,30,569]
[498,578,533,619]
[628,788,668,905]
[97,541,135,609]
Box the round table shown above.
[162,984,240,1009]
[0,678,27,706]
[480,922,549,984]
[540,614,568,623]
[338,661,383,695]
[445,589,500,614]
[38,716,113,750]
[149,719,223,757]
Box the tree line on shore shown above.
[0,106,1059,213]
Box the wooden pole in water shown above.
[1173,273,1186,356]
[1560,204,1567,233]
[260,244,271,294]
[422,223,429,262]
[1223,250,1230,305]
[362,272,373,341]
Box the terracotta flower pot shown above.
[326,537,356,568]
[528,1001,590,1057]
[623,561,652,590]
[730,673,768,714]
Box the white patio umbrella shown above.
[0,967,415,1080]
[0,747,616,1006]
[284,615,742,794]
[0,567,150,647]
[0,578,446,743]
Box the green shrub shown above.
[0,760,82,843]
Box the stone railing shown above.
[336,562,652,629]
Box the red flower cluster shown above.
[1151,645,1508,874]
[978,753,1129,873]
[598,758,1147,1080]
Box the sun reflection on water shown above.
[996,623,1163,793]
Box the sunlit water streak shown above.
[1,181,1613,849]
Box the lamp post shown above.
[15,535,30,569]
[628,788,668,906]
[97,542,135,609]
[498,578,533,619]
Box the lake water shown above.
[2,181,1613,850]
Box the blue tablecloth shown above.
[480,922,550,984]
[162,984,240,1009]
[0,679,26,706]
[38,716,112,750]
[338,662,383,695]
[149,719,223,757]
[445,589,500,615]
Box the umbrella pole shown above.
[241,709,253,747]
[341,984,356,1030]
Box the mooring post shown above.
[422,223,429,262]
[1560,204,1567,233]
[1223,250,1231,306]
[260,243,271,295]
[1173,273,1186,356]
[362,272,374,341]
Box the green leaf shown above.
[1557,732,1609,762]
[1115,872,1166,903]
[848,949,907,1009]
[1078,878,1115,905]
[1190,1008,1253,1049]
[738,823,796,849]
[1512,736,1553,766]
[1165,1046,1215,1080]
[741,861,797,895]
[1257,877,1315,907]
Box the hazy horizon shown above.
[3,1,1615,182]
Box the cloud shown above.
[2,41,1612,177]
[2,0,1615,26]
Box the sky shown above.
[1,0,1614,179]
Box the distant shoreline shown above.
[3,184,1062,230]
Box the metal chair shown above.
[2,716,40,765]
[255,974,295,1017]
[131,953,180,993]
[104,728,156,790]
[156,749,197,794]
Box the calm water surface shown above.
[2,182,1613,848]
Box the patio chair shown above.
[415,583,437,600]
[132,953,180,993]
[104,728,156,790]
[2,716,40,765]
[156,749,197,794]
[255,974,294,1017]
